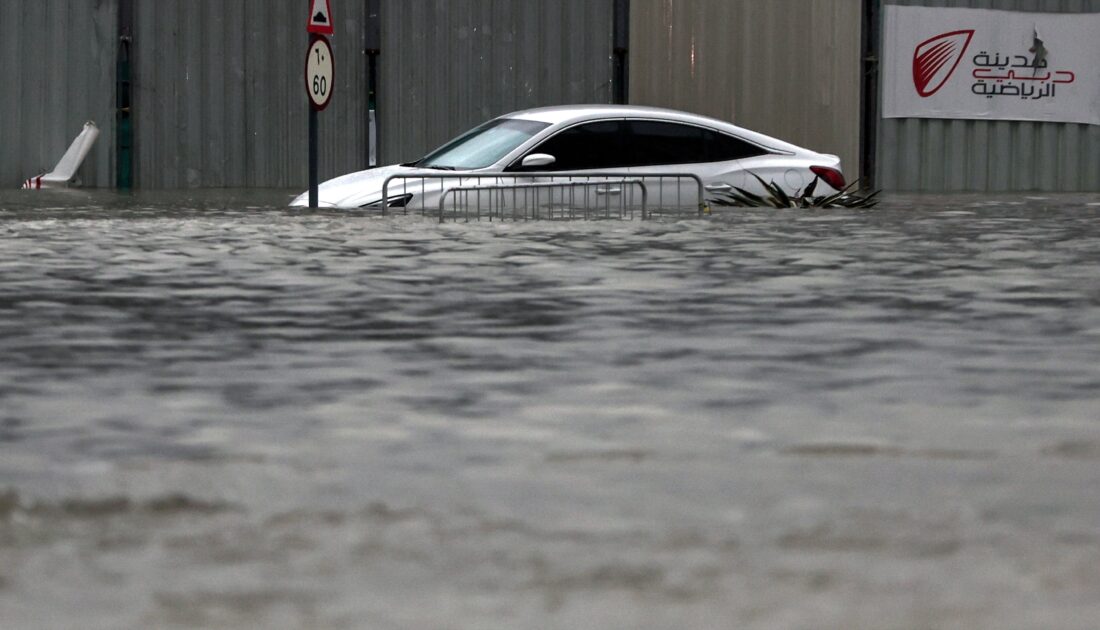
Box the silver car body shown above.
[291,105,844,209]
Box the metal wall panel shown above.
[379,0,616,164]
[132,0,368,188]
[879,0,1100,192]
[0,0,117,188]
[629,0,864,182]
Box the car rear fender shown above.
[734,154,844,197]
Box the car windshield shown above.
[416,118,550,170]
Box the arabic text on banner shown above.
[882,6,1100,126]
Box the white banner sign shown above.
[883,6,1100,125]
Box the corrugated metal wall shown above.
[131,0,368,188]
[879,0,1100,192]
[629,0,863,181]
[7,1,1099,194]
[379,0,615,164]
[0,0,117,188]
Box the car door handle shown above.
[705,183,733,192]
[595,187,622,195]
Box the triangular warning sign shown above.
[307,0,334,35]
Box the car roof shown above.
[507,104,723,126]
[504,104,808,155]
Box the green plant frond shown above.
[748,173,772,192]
[816,185,858,208]
[802,176,819,200]
[769,180,793,208]
[746,174,786,208]
[732,187,769,206]
[704,172,880,210]
[710,191,758,207]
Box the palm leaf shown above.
[731,186,769,207]
[770,180,793,208]
[705,172,880,210]
[710,191,759,207]
[816,180,863,208]
[748,173,787,208]
[802,175,819,200]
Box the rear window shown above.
[624,120,769,166]
[707,130,769,161]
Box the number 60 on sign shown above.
[305,36,334,111]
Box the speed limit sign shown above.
[305,35,334,111]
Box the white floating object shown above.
[21,121,99,190]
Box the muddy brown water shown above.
[2,190,1100,629]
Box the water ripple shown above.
[2,190,1100,628]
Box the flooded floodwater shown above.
[2,190,1100,629]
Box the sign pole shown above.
[309,104,319,208]
[305,0,335,208]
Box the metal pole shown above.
[859,0,881,191]
[366,0,381,167]
[612,0,630,105]
[309,107,319,207]
[116,0,134,190]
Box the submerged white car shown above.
[291,105,846,209]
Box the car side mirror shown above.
[520,153,556,169]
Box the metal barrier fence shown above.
[439,180,648,222]
[381,172,706,221]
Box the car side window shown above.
[624,120,769,166]
[519,120,625,171]
[624,121,707,166]
[706,130,769,161]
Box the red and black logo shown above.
[913,30,975,97]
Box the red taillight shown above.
[810,166,846,191]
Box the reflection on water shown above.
[2,190,1100,629]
